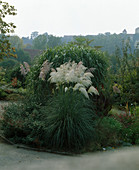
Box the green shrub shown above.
[135,106,139,117]
[2,91,97,152]
[15,49,31,64]
[111,41,139,105]
[5,93,24,101]
[112,110,139,145]
[0,58,19,69]
[27,44,108,95]
[0,67,6,85]
[2,101,46,145]
[27,44,109,117]
[5,65,26,87]
[121,118,139,145]
[95,117,122,147]
[135,67,139,104]
[0,89,7,99]
[114,113,135,128]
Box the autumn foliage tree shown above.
[0,0,17,61]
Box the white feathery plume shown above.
[79,87,89,99]
[39,60,52,80]
[20,64,27,76]
[48,61,99,99]
[73,83,84,91]
[88,86,99,95]
[23,62,30,73]
[65,87,68,92]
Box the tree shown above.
[72,36,87,46]
[9,35,24,49]
[0,0,17,61]
[47,35,62,48]
[32,34,48,50]
[15,49,31,64]
[112,39,138,105]
[71,36,102,49]
[31,31,39,39]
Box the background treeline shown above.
[21,30,139,54]
[1,30,139,67]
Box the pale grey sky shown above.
[5,0,139,37]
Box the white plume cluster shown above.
[48,61,99,99]
[20,62,30,76]
[39,60,52,81]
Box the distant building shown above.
[135,27,139,34]
[122,29,127,34]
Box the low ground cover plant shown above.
[2,91,97,151]
[95,117,122,147]
[113,112,139,145]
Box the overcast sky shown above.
[5,0,139,37]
